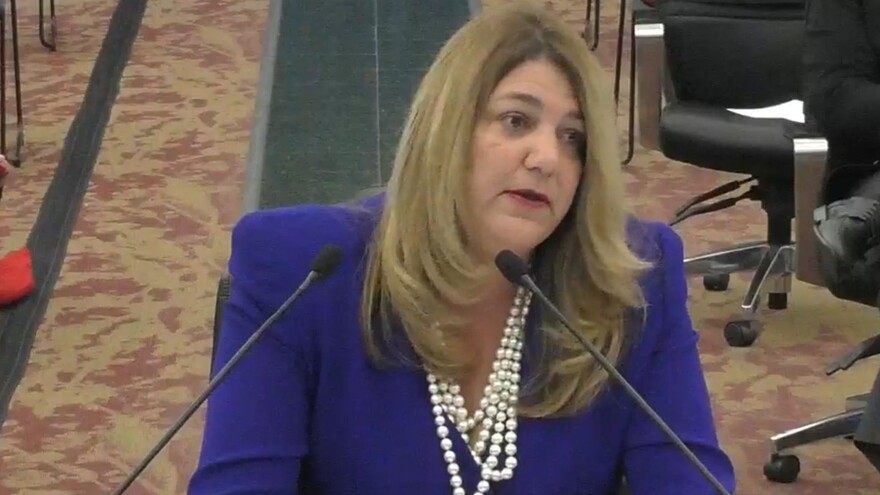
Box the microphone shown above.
[109,244,344,495]
[494,250,731,495]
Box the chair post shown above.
[1,3,6,162]
[39,0,57,51]
[633,22,664,152]
[793,137,829,287]
[584,0,602,51]
[7,0,23,166]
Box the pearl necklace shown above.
[427,286,531,495]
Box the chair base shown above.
[763,394,867,484]
[684,240,795,346]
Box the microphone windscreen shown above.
[494,250,529,283]
[310,245,343,278]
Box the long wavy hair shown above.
[360,1,649,417]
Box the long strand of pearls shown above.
[427,286,531,495]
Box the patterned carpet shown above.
[0,0,265,493]
[0,0,878,493]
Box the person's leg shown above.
[816,163,880,264]
[855,171,880,199]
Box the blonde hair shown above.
[360,1,649,417]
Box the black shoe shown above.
[815,196,880,264]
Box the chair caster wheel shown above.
[703,273,729,291]
[724,320,758,347]
[764,453,800,483]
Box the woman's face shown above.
[466,59,585,263]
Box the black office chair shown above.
[634,0,828,347]
[40,0,58,51]
[760,174,880,483]
[584,0,601,50]
[763,330,876,483]
[609,0,658,166]
[1,1,24,166]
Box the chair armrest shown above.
[632,0,659,21]
[634,21,664,151]
[793,134,829,287]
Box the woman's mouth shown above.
[506,189,550,208]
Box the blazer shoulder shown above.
[227,201,381,304]
[233,200,380,261]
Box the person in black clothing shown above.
[806,0,880,284]
[805,0,880,193]
[804,0,880,470]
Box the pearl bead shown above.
[427,287,531,495]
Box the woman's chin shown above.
[487,233,549,263]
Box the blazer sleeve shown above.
[804,0,880,149]
[622,226,736,494]
[188,210,322,495]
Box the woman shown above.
[188,3,735,494]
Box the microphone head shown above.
[494,250,529,284]
[310,245,343,279]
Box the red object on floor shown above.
[0,153,9,200]
[0,154,9,188]
[0,247,34,305]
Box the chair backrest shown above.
[657,0,807,108]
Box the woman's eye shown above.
[502,113,529,131]
[562,129,580,142]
